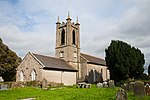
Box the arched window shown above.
[20,71,24,81]
[61,29,65,45]
[31,69,36,81]
[72,30,75,45]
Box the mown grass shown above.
[0,85,150,100]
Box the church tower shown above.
[55,13,81,78]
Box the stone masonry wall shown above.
[16,53,42,82]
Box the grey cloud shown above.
[118,0,150,36]
[0,0,150,68]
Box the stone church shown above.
[16,14,110,85]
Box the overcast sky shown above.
[0,0,150,72]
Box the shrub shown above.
[26,81,41,87]
[47,82,64,88]
[11,82,25,88]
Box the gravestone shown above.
[133,81,146,96]
[145,83,150,96]
[124,83,130,91]
[122,82,133,92]
[97,82,103,88]
[121,84,126,90]
[0,77,4,82]
[129,82,134,92]
[108,80,114,88]
[103,81,108,88]
[116,88,127,100]
[0,84,8,90]
[41,78,47,89]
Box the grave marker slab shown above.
[97,82,103,88]
[0,84,8,90]
[103,81,108,88]
[133,81,146,96]
[108,80,114,88]
[41,78,47,89]
[145,83,150,96]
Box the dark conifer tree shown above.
[148,65,150,76]
[105,40,145,82]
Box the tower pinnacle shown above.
[75,17,80,25]
[68,11,70,19]
[76,17,78,23]
[56,16,60,24]
[66,11,71,20]
[57,16,60,23]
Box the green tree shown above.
[0,38,21,81]
[148,65,150,76]
[105,40,145,82]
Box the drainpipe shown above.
[61,71,64,83]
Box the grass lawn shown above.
[0,86,150,100]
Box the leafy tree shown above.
[105,40,145,82]
[148,64,150,76]
[0,38,21,81]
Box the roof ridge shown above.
[31,52,52,58]
[31,52,64,60]
[81,53,105,60]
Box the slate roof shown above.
[31,53,77,72]
[81,53,106,66]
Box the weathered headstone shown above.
[121,84,126,90]
[103,81,108,88]
[133,81,146,96]
[41,78,47,89]
[97,82,103,88]
[145,83,150,96]
[126,83,130,91]
[129,82,134,92]
[85,84,91,88]
[0,84,8,90]
[116,88,127,100]
[108,80,114,88]
[0,77,4,82]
